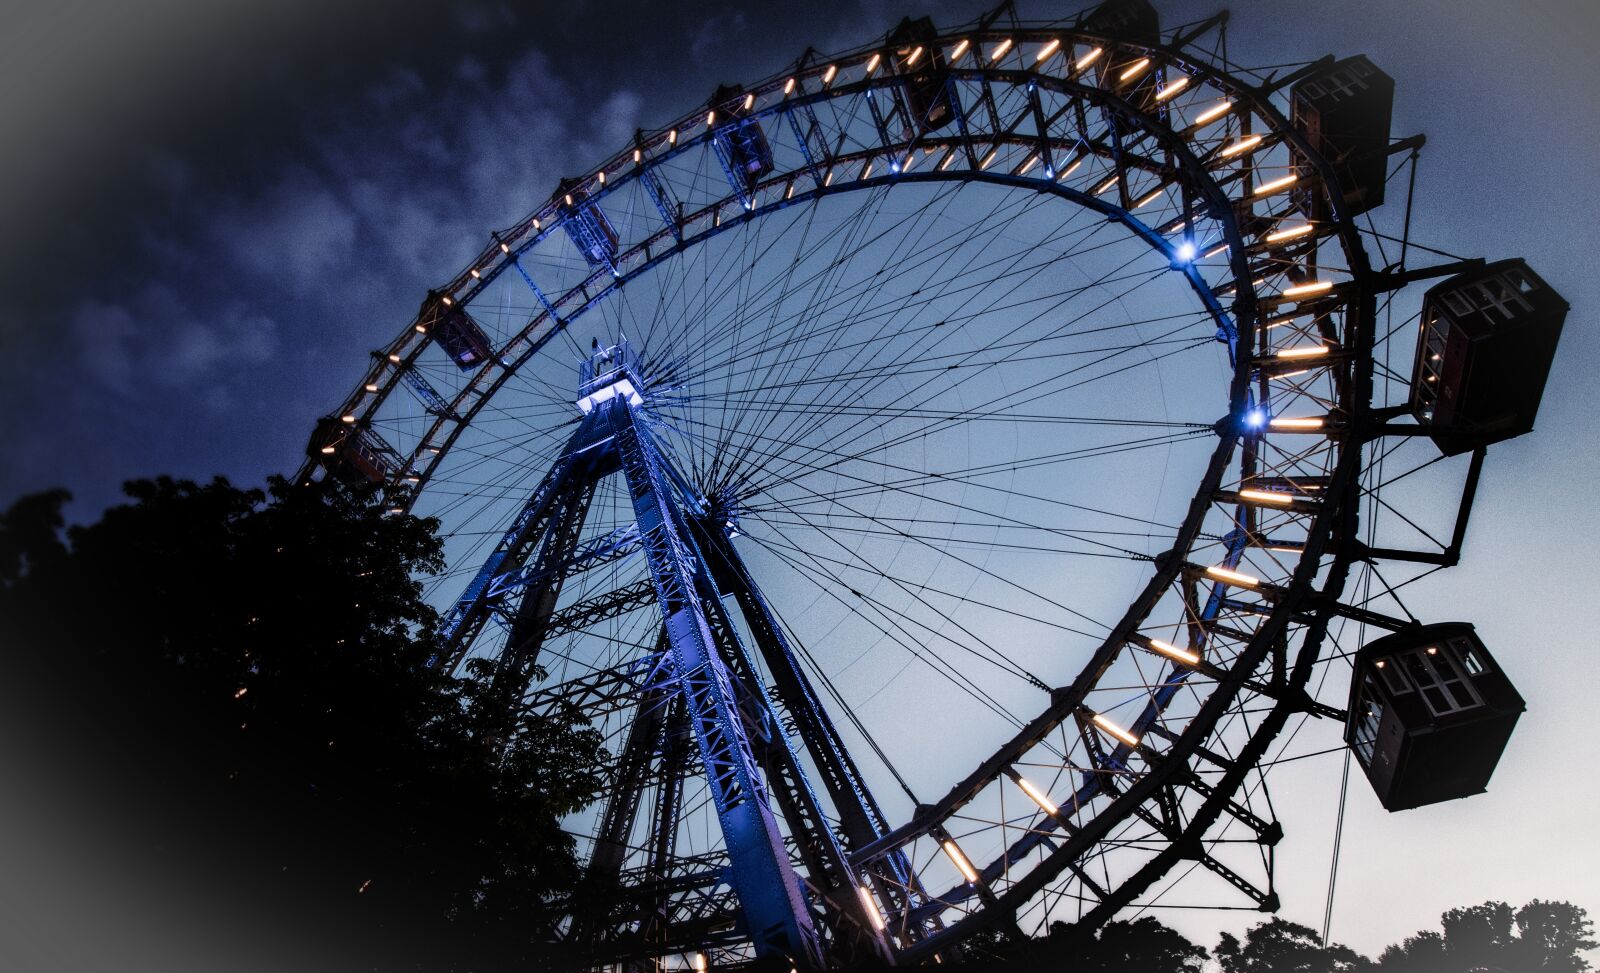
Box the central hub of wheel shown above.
[575,336,644,414]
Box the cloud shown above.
[4,18,649,507]
[68,286,278,403]
[214,168,360,291]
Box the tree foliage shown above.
[1040,915,1209,972]
[1215,917,1368,973]
[0,477,606,970]
[1378,899,1597,973]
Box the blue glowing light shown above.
[1176,241,1198,263]
[1245,408,1267,429]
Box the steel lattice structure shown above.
[300,2,1554,968]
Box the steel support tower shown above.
[437,341,925,969]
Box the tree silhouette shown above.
[1378,899,1597,973]
[1216,917,1370,973]
[1039,916,1209,971]
[0,477,606,970]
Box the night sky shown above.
[2,0,1597,968]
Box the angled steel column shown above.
[694,520,933,946]
[436,409,615,669]
[607,400,826,969]
[689,567,893,964]
[499,476,597,685]
[569,638,672,954]
[630,692,690,971]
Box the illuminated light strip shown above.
[1281,280,1334,298]
[990,37,1013,61]
[1058,157,1083,179]
[364,382,379,393]
[1193,100,1232,125]
[705,109,716,127]
[596,170,606,185]
[690,954,707,973]
[743,92,755,110]
[1204,564,1261,588]
[979,148,997,170]
[1276,344,1330,359]
[1238,488,1295,506]
[1018,153,1039,176]
[319,444,336,454]
[824,168,835,186]
[1269,416,1325,430]
[632,148,642,163]
[1035,38,1061,63]
[1217,275,1266,299]
[469,268,480,279]
[867,53,881,74]
[938,150,957,171]
[1015,776,1058,815]
[1266,223,1315,243]
[906,45,925,67]
[861,160,874,179]
[784,76,796,94]
[668,128,678,144]
[1075,46,1104,70]
[823,64,838,85]
[942,839,980,884]
[1254,173,1298,196]
[387,352,402,363]
[1203,241,1229,258]
[1147,638,1202,666]
[1094,174,1120,195]
[951,38,970,61]
[857,885,887,931]
[415,323,428,334]
[1119,57,1151,82]
[1272,368,1311,380]
[1219,135,1263,158]
[1155,75,1190,100]
[1092,713,1141,748]
[341,413,357,423]
[1134,186,1165,209]
[785,181,796,199]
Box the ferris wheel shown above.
[299,1,1566,968]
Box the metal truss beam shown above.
[694,519,934,946]
[608,402,827,969]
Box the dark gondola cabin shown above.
[1346,623,1524,812]
[558,177,620,268]
[426,293,495,369]
[887,17,954,131]
[1083,0,1162,114]
[1411,259,1568,455]
[1081,0,1159,45]
[709,85,775,192]
[1289,55,1394,219]
[307,416,395,486]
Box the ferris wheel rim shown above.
[301,16,1392,963]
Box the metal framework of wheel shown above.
[300,3,1556,969]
